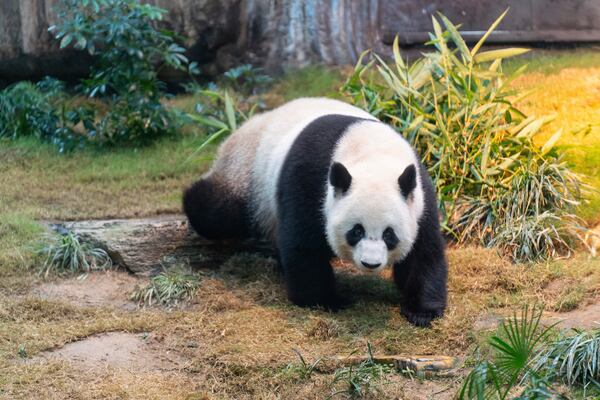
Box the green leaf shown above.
[224,91,237,131]
[474,48,530,63]
[60,34,73,49]
[392,35,406,71]
[438,13,471,62]
[541,128,563,154]
[470,9,508,57]
[187,114,228,130]
[184,128,227,163]
[431,16,448,56]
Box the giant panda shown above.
[183,98,447,327]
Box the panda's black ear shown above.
[398,164,417,198]
[330,162,352,194]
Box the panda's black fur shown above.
[184,103,447,327]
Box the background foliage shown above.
[342,12,585,262]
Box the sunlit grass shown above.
[0,135,211,220]
[511,64,600,224]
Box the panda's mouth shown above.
[355,261,388,274]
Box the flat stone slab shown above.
[47,215,272,275]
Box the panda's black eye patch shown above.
[346,224,365,247]
[383,227,399,250]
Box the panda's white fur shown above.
[202,97,422,269]
[249,98,376,240]
[324,120,425,272]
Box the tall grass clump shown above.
[342,11,584,262]
[531,329,600,394]
[38,231,112,277]
[130,262,201,306]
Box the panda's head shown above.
[324,161,421,273]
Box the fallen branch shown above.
[321,354,458,376]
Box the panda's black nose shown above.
[361,261,381,269]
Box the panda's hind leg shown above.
[183,178,251,240]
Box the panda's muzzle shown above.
[361,261,381,269]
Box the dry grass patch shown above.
[2,246,600,398]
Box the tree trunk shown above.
[238,0,382,69]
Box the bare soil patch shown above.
[34,331,185,372]
[33,270,141,310]
[548,301,600,330]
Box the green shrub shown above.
[222,64,272,95]
[459,305,600,398]
[532,329,600,394]
[0,78,62,141]
[49,0,195,147]
[459,306,561,399]
[342,12,584,262]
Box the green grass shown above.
[130,263,202,306]
[0,135,213,220]
[566,145,600,224]
[274,65,345,101]
[37,231,112,278]
[504,47,600,75]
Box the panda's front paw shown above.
[401,308,444,328]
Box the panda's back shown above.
[206,98,375,239]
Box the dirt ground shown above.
[1,249,596,399]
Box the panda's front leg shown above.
[278,243,347,311]
[393,242,447,327]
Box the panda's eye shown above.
[383,227,399,250]
[346,224,365,247]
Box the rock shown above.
[47,215,273,276]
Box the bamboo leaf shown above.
[392,35,406,71]
[187,114,228,130]
[470,9,509,57]
[224,91,237,131]
[439,13,471,61]
[474,48,530,63]
[541,128,563,154]
[431,16,448,56]
[515,115,556,139]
